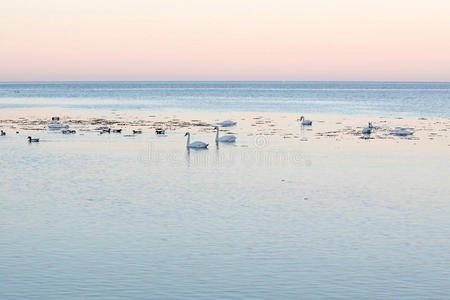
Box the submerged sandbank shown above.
[0,107,449,155]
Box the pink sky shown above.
[1,0,450,81]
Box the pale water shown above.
[1,81,450,117]
[1,83,450,299]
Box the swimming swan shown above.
[299,116,312,126]
[185,132,208,148]
[217,120,236,127]
[214,126,236,143]
[48,123,69,130]
[392,129,413,136]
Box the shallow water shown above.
[1,116,450,299]
[1,81,450,117]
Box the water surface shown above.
[1,118,449,299]
[1,81,449,117]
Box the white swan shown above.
[392,129,413,136]
[185,132,208,148]
[48,123,69,130]
[214,126,236,143]
[217,120,236,127]
[299,116,312,126]
[362,122,373,134]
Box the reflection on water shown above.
[1,129,450,299]
[141,140,309,170]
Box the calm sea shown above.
[1,128,450,299]
[1,81,450,299]
[1,81,449,117]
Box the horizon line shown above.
[1,80,450,84]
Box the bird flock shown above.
[0,116,415,146]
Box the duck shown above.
[362,122,373,135]
[112,129,122,133]
[155,128,165,135]
[185,132,208,148]
[62,129,76,134]
[1,130,5,136]
[133,130,142,134]
[101,128,111,134]
[28,136,39,142]
[216,120,237,127]
[214,126,236,143]
[51,116,60,121]
[392,129,413,136]
[299,116,312,126]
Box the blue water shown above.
[1,131,450,299]
[1,81,449,117]
[1,82,450,299]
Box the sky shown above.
[1,0,450,81]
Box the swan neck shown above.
[186,133,190,146]
[215,128,219,141]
